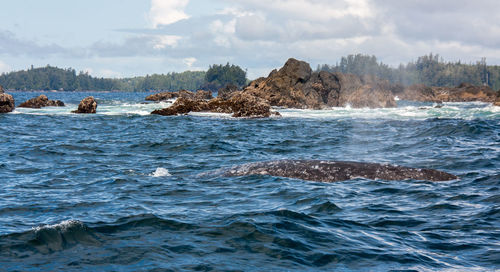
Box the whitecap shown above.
[150,167,172,177]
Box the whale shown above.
[218,160,457,182]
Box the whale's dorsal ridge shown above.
[222,160,457,182]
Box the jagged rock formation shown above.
[72,96,97,114]
[0,93,15,113]
[399,83,498,103]
[243,58,398,109]
[151,58,404,117]
[217,84,239,100]
[145,90,212,101]
[18,95,65,108]
[494,91,500,106]
[151,92,276,118]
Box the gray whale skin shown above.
[222,160,457,182]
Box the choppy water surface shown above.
[0,92,499,271]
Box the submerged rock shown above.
[18,95,65,108]
[0,93,15,113]
[221,160,458,182]
[145,90,213,101]
[151,92,274,118]
[72,96,97,114]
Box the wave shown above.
[9,99,499,119]
[12,100,173,116]
[278,102,500,120]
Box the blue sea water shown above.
[0,91,499,271]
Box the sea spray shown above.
[150,167,172,177]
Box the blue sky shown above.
[1,0,500,79]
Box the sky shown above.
[1,0,500,79]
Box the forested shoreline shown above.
[2,54,500,92]
[318,54,500,90]
[0,63,247,92]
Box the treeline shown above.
[0,66,117,91]
[318,54,500,90]
[0,63,247,92]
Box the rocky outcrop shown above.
[0,93,15,113]
[434,83,497,102]
[217,84,240,100]
[150,58,402,118]
[243,58,398,109]
[72,96,97,114]
[18,95,65,108]
[494,91,500,106]
[400,83,498,103]
[151,92,275,118]
[145,90,213,101]
[396,84,440,102]
[0,85,4,94]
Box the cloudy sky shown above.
[1,0,500,79]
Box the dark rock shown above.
[0,93,15,113]
[145,90,212,101]
[193,90,213,100]
[243,58,397,109]
[72,96,97,114]
[145,91,178,101]
[434,83,497,102]
[221,160,458,182]
[18,95,65,108]
[336,73,397,108]
[400,83,497,103]
[398,84,440,102]
[151,92,273,118]
[495,91,500,106]
[217,84,239,100]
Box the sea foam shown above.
[150,167,172,177]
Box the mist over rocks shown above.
[18,95,65,108]
[398,83,499,104]
[242,58,398,109]
[150,58,401,118]
[72,96,97,114]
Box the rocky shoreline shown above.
[1,58,500,116]
[150,58,500,118]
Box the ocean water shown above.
[0,91,499,271]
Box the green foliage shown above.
[319,54,500,90]
[131,71,206,92]
[0,65,118,91]
[203,63,247,91]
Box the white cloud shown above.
[153,35,182,49]
[0,60,11,73]
[149,0,190,28]
[99,69,122,78]
[183,57,197,67]
[229,0,376,22]
[210,19,236,47]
